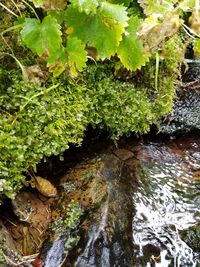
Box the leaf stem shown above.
[12,83,60,124]
[22,0,40,22]
[10,0,22,16]
[1,24,24,36]
[155,52,159,91]
[0,52,28,81]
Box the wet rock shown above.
[160,89,200,134]
[70,154,136,267]
[160,61,200,134]
[42,236,67,267]
[181,225,200,253]
[113,148,134,161]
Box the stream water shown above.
[132,145,200,266]
[65,135,200,267]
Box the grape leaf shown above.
[47,37,87,76]
[66,2,128,59]
[47,10,68,24]
[67,37,88,74]
[70,0,99,14]
[117,16,149,71]
[20,16,62,56]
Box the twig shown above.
[0,2,18,17]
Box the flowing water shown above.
[70,136,200,267]
[44,135,200,267]
[132,147,200,266]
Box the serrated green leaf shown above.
[67,37,87,73]
[47,10,68,24]
[66,2,128,59]
[70,0,99,14]
[117,16,149,71]
[47,37,87,76]
[20,16,62,56]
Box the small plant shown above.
[62,181,77,193]
[82,170,95,181]
[50,200,84,235]
[50,200,83,251]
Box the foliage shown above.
[66,3,128,59]
[2,0,195,76]
[117,16,150,70]
[50,200,83,251]
[0,74,89,197]
[21,16,62,56]
[0,0,197,198]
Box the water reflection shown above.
[132,146,200,267]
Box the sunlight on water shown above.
[132,155,200,267]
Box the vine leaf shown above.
[66,2,129,59]
[117,16,149,71]
[67,37,87,74]
[20,16,62,56]
[47,37,87,77]
[70,0,99,14]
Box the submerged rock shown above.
[74,154,136,267]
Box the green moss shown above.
[0,33,187,197]
[84,68,154,139]
[50,200,83,251]
[0,76,89,197]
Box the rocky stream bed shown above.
[0,132,200,267]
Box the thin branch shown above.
[0,52,28,81]
[22,0,40,22]
[0,2,18,17]
[10,0,22,16]
[12,83,60,124]
[155,52,159,91]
